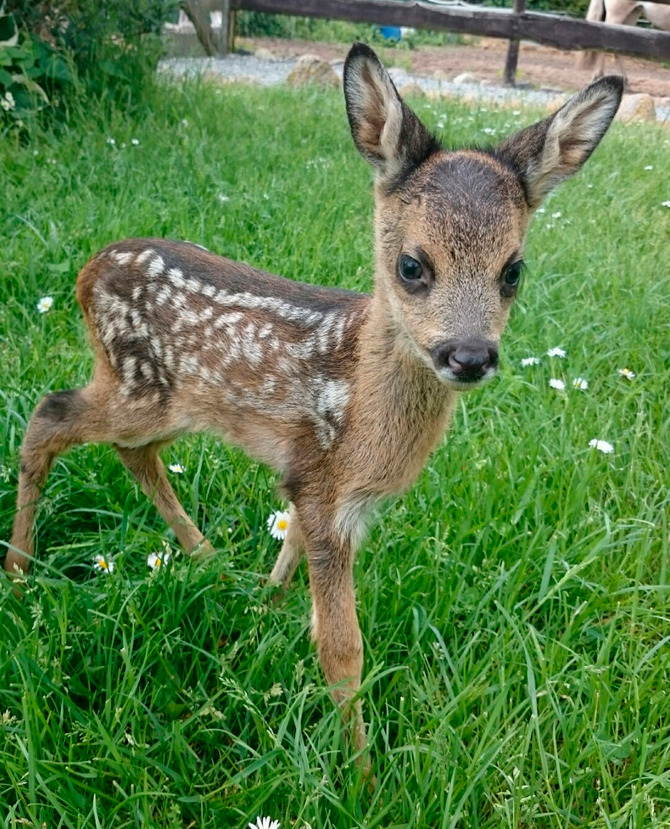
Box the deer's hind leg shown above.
[114,443,213,556]
[6,377,212,577]
[8,386,108,575]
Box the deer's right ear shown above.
[343,42,441,187]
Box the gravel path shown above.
[159,52,670,121]
[161,53,565,107]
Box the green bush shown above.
[235,11,373,42]
[0,28,74,133]
[0,0,178,133]
[236,13,466,47]
[489,0,591,20]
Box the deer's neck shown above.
[341,290,457,496]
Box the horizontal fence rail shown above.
[231,0,670,60]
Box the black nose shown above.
[431,338,499,381]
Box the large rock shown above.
[203,71,260,87]
[453,72,477,84]
[616,93,656,124]
[545,95,568,114]
[399,82,426,99]
[286,55,339,89]
[254,47,277,61]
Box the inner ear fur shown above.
[343,42,441,188]
[496,75,623,209]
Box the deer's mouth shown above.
[435,366,498,390]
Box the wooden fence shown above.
[184,0,670,85]
[221,0,670,85]
[230,0,670,59]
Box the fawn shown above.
[6,43,622,762]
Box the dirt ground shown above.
[243,35,670,105]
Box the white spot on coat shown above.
[147,255,165,279]
[156,285,172,306]
[135,249,155,265]
[112,251,134,266]
[167,268,186,289]
[179,354,200,375]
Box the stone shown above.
[254,47,277,61]
[433,69,451,82]
[286,54,340,89]
[399,83,426,99]
[545,95,568,114]
[203,71,261,86]
[453,72,477,84]
[616,93,656,124]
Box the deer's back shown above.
[76,239,369,454]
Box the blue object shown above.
[379,26,402,40]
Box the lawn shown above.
[0,78,669,828]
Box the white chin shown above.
[436,369,497,390]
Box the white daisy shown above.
[520,356,540,367]
[93,554,115,573]
[644,165,653,171]
[618,367,636,380]
[106,137,116,146]
[572,377,588,390]
[37,296,54,314]
[662,201,670,208]
[1,91,15,111]
[546,347,567,358]
[248,818,280,829]
[589,439,614,454]
[267,510,290,540]
[549,378,565,391]
[168,463,185,474]
[147,551,171,570]
[131,138,140,146]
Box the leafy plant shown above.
[1,0,179,132]
[0,26,73,132]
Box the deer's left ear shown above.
[496,75,623,209]
[343,42,441,188]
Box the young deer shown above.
[6,44,622,761]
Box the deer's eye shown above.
[501,260,524,297]
[398,254,423,282]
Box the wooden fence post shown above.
[504,0,526,86]
[228,8,237,52]
[219,0,232,55]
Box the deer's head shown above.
[343,43,622,389]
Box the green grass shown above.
[1,80,669,828]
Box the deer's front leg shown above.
[303,521,368,759]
